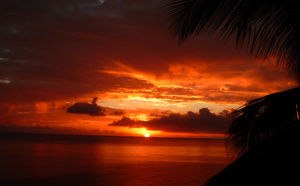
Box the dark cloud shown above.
[108,108,230,134]
[110,110,125,116]
[67,97,106,116]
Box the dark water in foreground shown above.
[0,133,232,185]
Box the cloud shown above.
[110,110,125,116]
[0,0,296,111]
[108,108,231,134]
[67,97,106,116]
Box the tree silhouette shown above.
[164,0,300,185]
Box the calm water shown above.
[0,133,232,185]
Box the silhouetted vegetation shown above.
[164,0,300,185]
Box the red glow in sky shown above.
[0,0,296,138]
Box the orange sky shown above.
[0,0,297,138]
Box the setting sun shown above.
[145,133,150,138]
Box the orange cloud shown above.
[0,0,297,137]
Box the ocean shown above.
[0,133,232,185]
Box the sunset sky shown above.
[0,0,297,138]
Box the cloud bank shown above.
[108,108,231,134]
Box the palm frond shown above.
[204,119,300,186]
[227,87,300,157]
[164,0,300,80]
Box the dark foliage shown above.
[204,88,300,185]
[228,87,300,157]
[204,120,300,186]
[164,0,300,81]
[164,0,300,185]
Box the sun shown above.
[144,133,150,138]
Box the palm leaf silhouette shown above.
[164,0,300,80]
[206,87,300,185]
[204,118,300,185]
[164,0,300,184]
[227,87,300,157]
[164,0,300,155]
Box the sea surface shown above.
[0,133,232,185]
